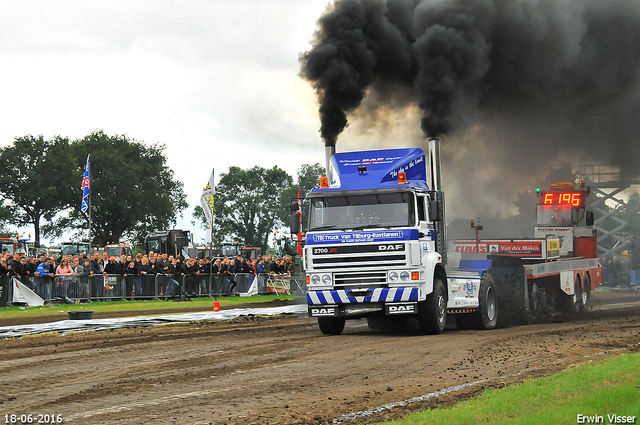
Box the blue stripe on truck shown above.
[307,287,419,305]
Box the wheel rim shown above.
[486,286,496,321]
[581,287,588,305]
[437,289,446,324]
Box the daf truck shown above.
[296,139,601,335]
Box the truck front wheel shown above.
[318,317,346,335]
[418,278,447,334]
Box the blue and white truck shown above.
[294,139,601,335]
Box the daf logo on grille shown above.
[379,244,403,251]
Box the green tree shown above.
[0,135,77,247]
[212,165,293,250]
[0,198,12,232]
[46,130,188,246]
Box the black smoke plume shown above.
[301,0,640,169]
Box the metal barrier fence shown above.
[4,272,307,306]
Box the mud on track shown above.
[1,289,639,424]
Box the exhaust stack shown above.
[325,145,336,176]
[428,138,442,191]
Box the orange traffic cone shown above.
[213,299,220,312]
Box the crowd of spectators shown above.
[1,249,298,282]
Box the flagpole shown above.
[88,154,92,257]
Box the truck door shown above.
[417,195,431,255]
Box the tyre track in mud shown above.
[0,290,639,424]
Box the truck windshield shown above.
[1,243,15,256]
[221,245,239,257]
[105,247,125,256]
[146,239,161,253]
[61,244,89,256]
[309,192,415,231]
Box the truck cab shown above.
[299,141,448,335]
[145,230,194,259]
[0,233,18,256]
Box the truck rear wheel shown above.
[455,274,498,330]
[318,317,346,335]
[417,278,447,334]
[477,273,498,329]
[561,274,581,316]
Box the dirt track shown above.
[1,288,639,425]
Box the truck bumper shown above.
[307,287,419,318]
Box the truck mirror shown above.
[586,211,594,226]
[290,199,300,212]
[429,200,442,222]
[290,213,301,234]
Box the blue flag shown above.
[81,155,90,213]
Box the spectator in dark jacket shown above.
[91,254,103,274]
[140,256,154,274]
[13,256,29,280]
[104,257,117,274]
[26,256,38,277]
[0,257,10,279]
[123,261,138,277]
[210,258,220,275]
[113,256,127,275]
[82,259,92,276]
[234,256,245,274]
[198,258,211,274]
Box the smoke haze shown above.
[301,0,640,220]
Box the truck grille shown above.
[333,271,387,289]
[310,253,406,270]
[309,243,408,289]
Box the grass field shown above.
[381,351,640,425]
[0,294,299,322]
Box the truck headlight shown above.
[322,274,332,285]
[388,271,398,282]
[310,275,321,285]
[400,271,410,282]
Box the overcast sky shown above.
[4,0,637,247]
[0,0,335,243]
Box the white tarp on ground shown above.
[12,278,45,306]
[0,304,308,338]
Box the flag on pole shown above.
[81,154,90,213]
[297,187,302,255]
[200,169,215,242]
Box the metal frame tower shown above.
[579,165,640,256]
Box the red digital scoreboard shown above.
[540,192,584,207]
